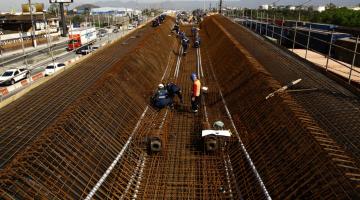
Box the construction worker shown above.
[172,23,180,35]
[182,37,190,55]
[151,84,173,109]
[190,73,201,113]
[194,36,201,48]
[166,82,183,103]
[191,26,197,37]
[179,31,187,40]
[152,19,159,27]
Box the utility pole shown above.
[28,0,37,47]
[59,3,67,37]
[219,0,223,14]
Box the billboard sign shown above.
[22,3,45,13]
[49,0,74,3]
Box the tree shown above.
[326,3,336,10]
[48,3,59,16]
[71,15,84,26]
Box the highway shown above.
[0,27,131,74]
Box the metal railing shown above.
[224,10,360,85]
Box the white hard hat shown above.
[158,83,164,89]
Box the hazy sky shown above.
[1,0,359,12]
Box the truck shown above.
[67,27,97,51]
[0,68,30,85]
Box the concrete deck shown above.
[292,49,360,83]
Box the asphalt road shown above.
[0,28,131,74]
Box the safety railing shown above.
[224,11,360,86]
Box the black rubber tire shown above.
[10,79,15,85]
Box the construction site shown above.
[0,13,360,199]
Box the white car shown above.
[45,63,66,76]
[128,24,135,30]
[0,68,29,85]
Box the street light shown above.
[28,0,37,47]
[297,0,312,21]
[43,10,55,66]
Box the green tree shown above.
[48,3,59,16]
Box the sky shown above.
[0,0,359,12]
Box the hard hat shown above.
[190,73,197,81]
[158,83,164,89]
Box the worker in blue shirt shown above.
[166,82,183,103]
[152,84,173,109]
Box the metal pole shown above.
[43,12,50,50]
[98,15,101,28]
[266,14,268,36]
[28,0,37,47]
[292,21,298,52]
[44,11,55,65]
[325,30,334,71]
[260,14,262,35]
[19,26,28,68]
[348,36,359,83]
[305,24,311,59]
[280,17,284,46]
[219,0,223,14]
[250,10,253,30]
[70,20,74,51]
[59,3,67,37]
[255,11,258,33]
[272,14,275,38]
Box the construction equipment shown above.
[202,121,231,152]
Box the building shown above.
[90,7,141,17]
[259,5,269,10]
[0,13,57,33]
[286,5,296,10]
[0,13,60,42]
[314,6,326,12]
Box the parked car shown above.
[0,68,30,85]
[113,28,119,33]
[45,63,66,76]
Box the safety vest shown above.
[192,79,201,97]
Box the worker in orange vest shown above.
[190,73,201,113]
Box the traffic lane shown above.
[0,40,68,65]
[1,28,129,71]
[0,29,131,89]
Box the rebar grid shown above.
[1,15,360,200]
[202,15,360,199]
[0,24,154,170]
[215,16,360,165]
[0,19,177,199]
